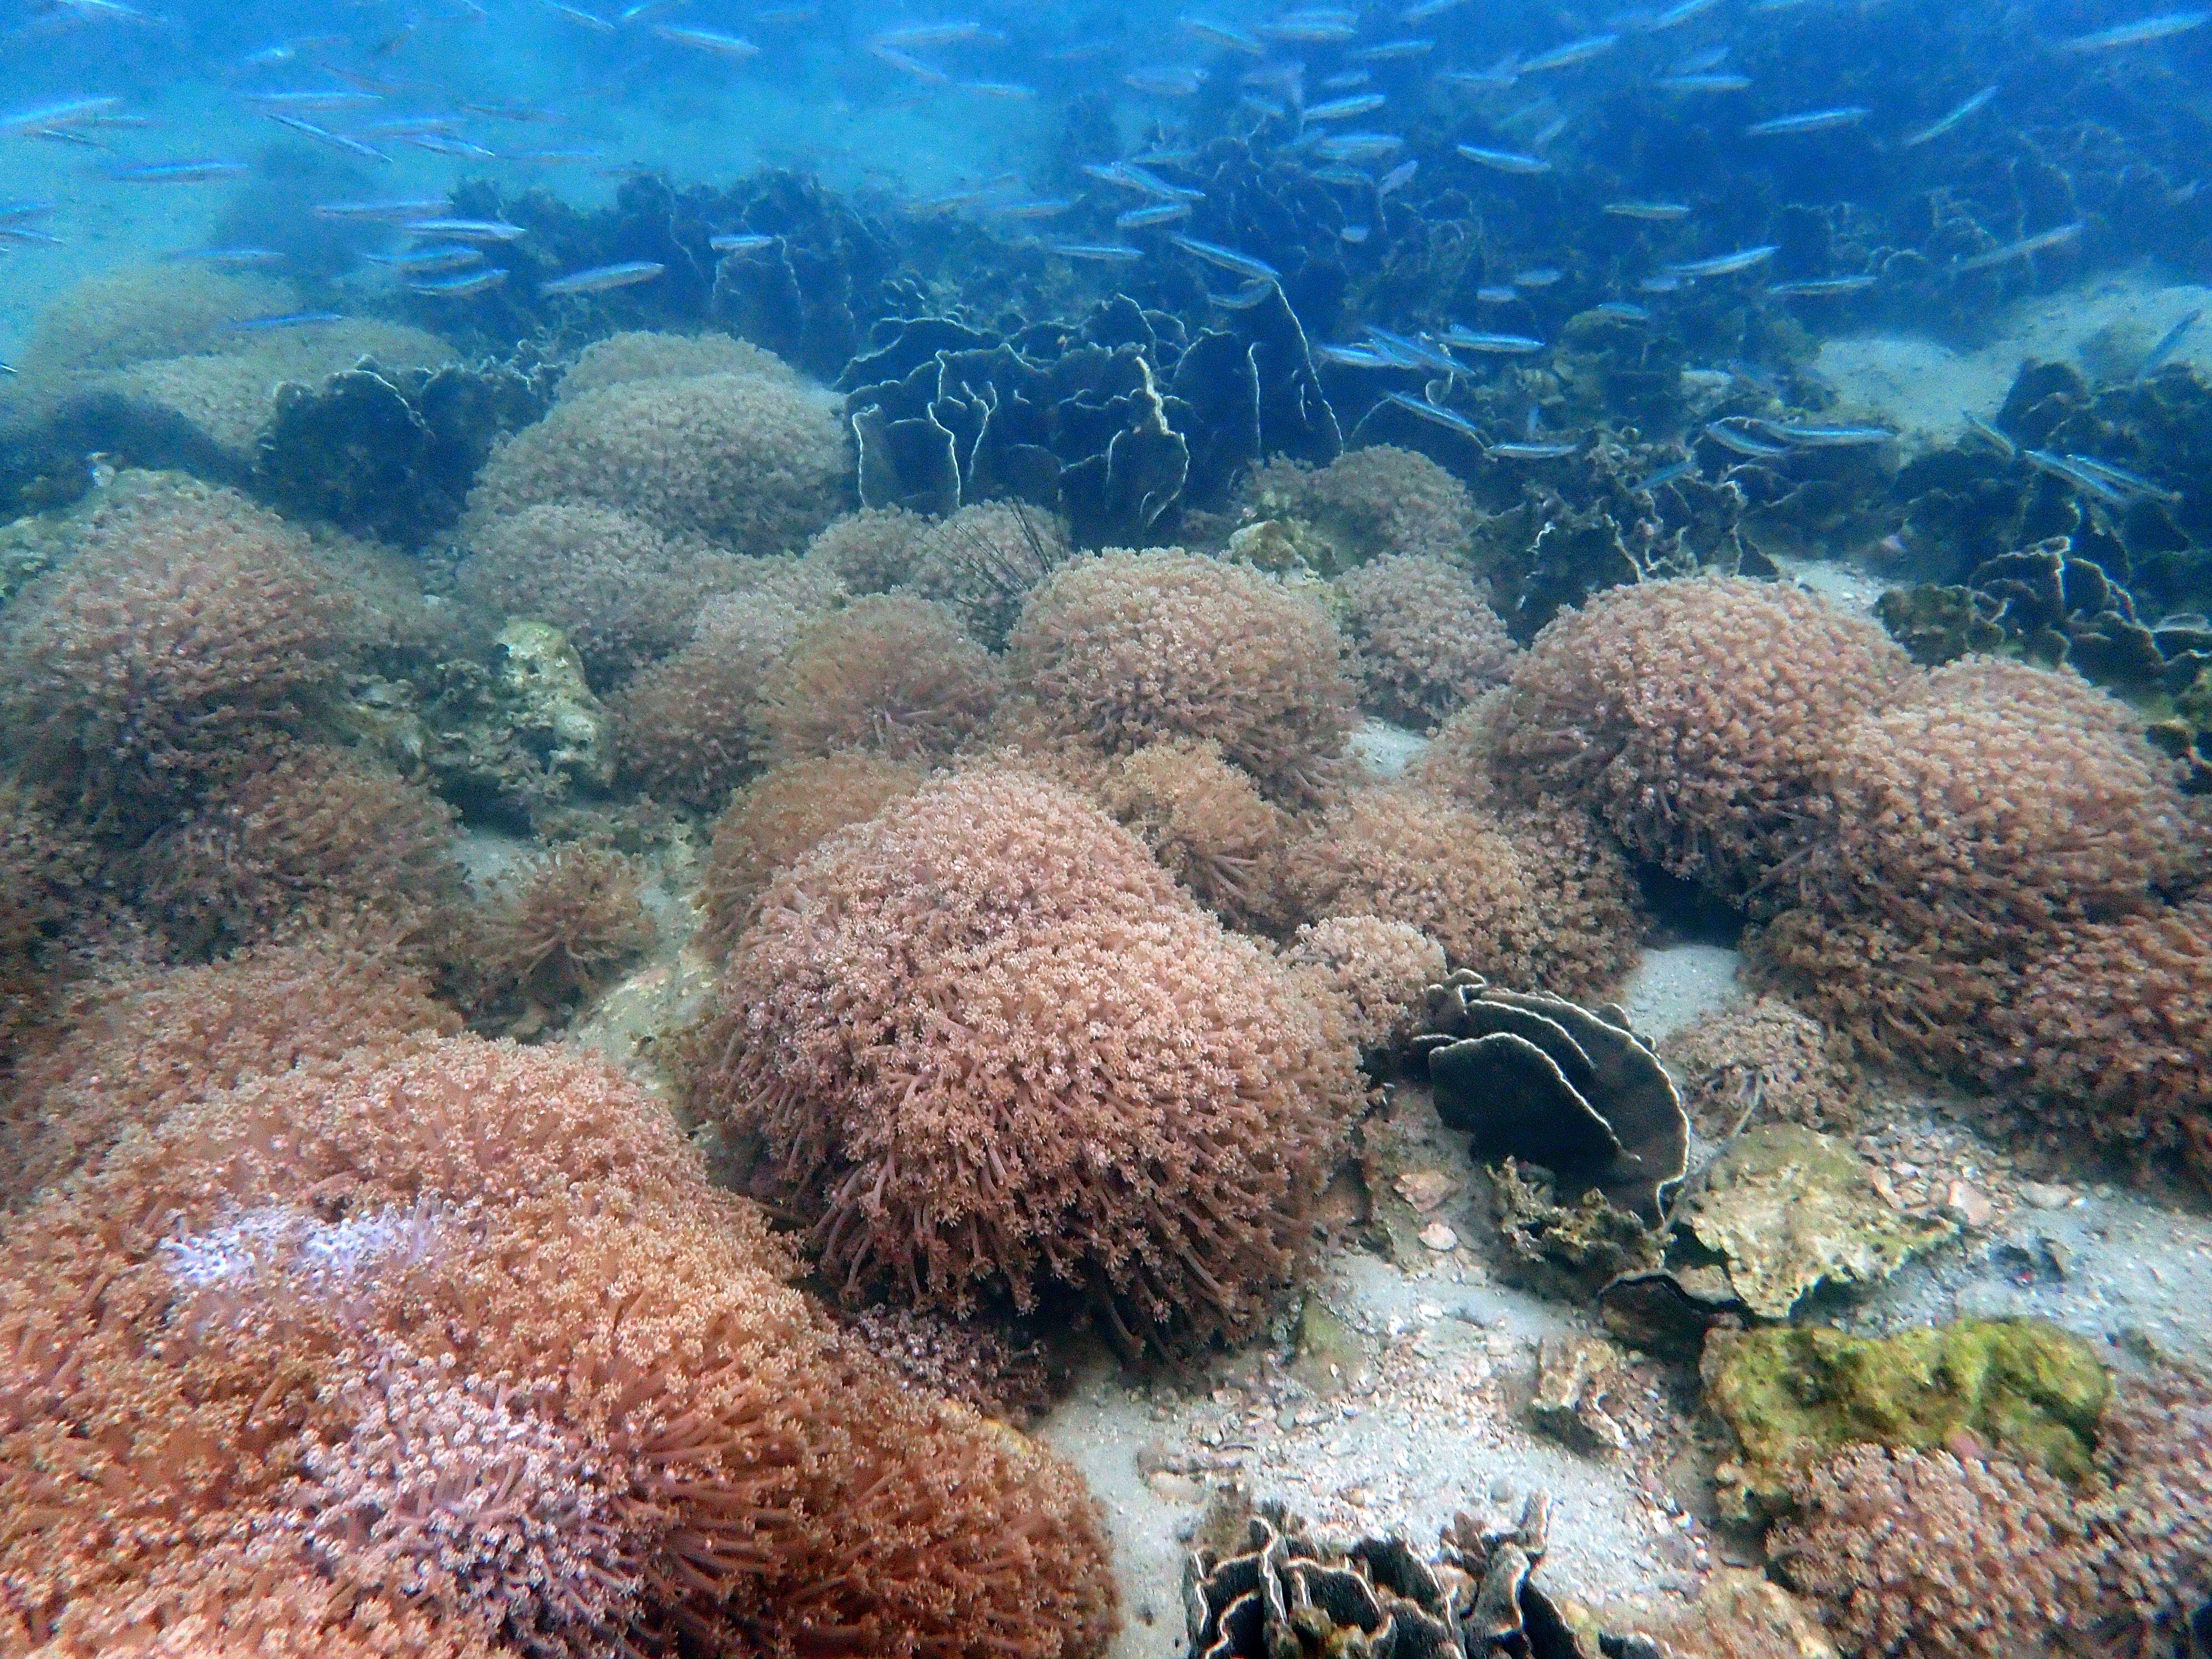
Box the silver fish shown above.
[1455,143,1551,174]
[2023,448,2130,503]
[1767,274,1877,295]
[2136,309,2201,379]
[1168,233,1281,284]
[1951,221,2083,272]
[1354,38,1434,58]
[1632,460,1697,491]
[232,310,347,328]
[1519,33,1618,71]
[409,268,510,296]
[1442,326,1546,353]
[1383,389,1483,437]
[110,159,250,181]
[1048,242,1146,261]
[1603,200,1693,220]
[1314,343,1399,367]
[2057,9,2208,50]
[1664,244,1778,278]
[1366,327,1467,377]
[710,232,777,252]
[1960,414,2017,456]
[315,196,447,221]
[654,24,759,55]
[2063,453,2183,503]
[0,96,120,134]
[1305,93,1386,120]
[403,217,530,242]
[1703,420,1789,457]
[366,244,486,273]
[1902,84,1996,147]
[1176,14,1267,53]
[540,260,666,295]
[1744,105,1870,135]
[1594,301,1652,321]
[1117,202,1193,228]
[1760,421,1895,446]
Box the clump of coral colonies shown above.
[750,593,1002,768]
[1488,577,1913,901]
[1007,549,1357,805]
[0,1031,1118,1658]
[698,752,928,962]
[686,766,1354,1352]
[1334,554,1517,731]
[1775,1366,2212,1659]
[1661,996,1865,1136]
[1284,914,1448,1053]
[1285,785,1645,1001]
[464,358,847,552]
[609,592,816,809]
[466,844,655,1025]
[1097,738,1295,933]
[11,265,299,380]
[552,328,800,402]
[1242,445,1477,569]
[0,478,361,827]
[806,505,932,594]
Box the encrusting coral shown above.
[697,751,928,963]
[1241,445,1477,570]
[1006,549,1357,805]
[455,502,747,689]
[0,933,457,1207]
[1284,785,1644,1000]
[1486,577,1913,902]
[0,476,359,827]
[749,593,1003,768]
[1334,554,1517,730]
[465,362,847,552]
[1097,738,1295,933]
[685,765,1354,1352]
[0,1033,1121,1659]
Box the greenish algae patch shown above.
[1703,1318,2111,1519]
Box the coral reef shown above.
[608,593,811,809]
[1241,445,1477,571]
[1284,915,1448,1054]
[1486,578,1912,901]
[0,934,456,1207]
[0,782,90,1057]
[1773,1444,2098,1659]
[465,363,847,552]
[684,766,1352,1352]
[134,744,463,962]
[556,329,796,401]
[907,500,1076,648]
[1284,787,1644,999]
[0,476,359,826]
[456,502,747,688]
[11,266,298,382]
[697,752,928,962]
[1098,738,1294,933]
[834,1306,1061,1427]
[1415,972,1689,1224]
[1334,554,1517,731]
[749,594,1002,768]
[1702,1320,2111,1519]
[466,845,655,1025]
[2089,1368,2212,1658]
[1008,550,1357,805]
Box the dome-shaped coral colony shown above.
[2,285,2210,1659]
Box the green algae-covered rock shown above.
[1703,1318,2110,1519]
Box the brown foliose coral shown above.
[684,766,1353,1352]
[1486,577,1913,902]
[1334,554,1517,731]
[0,477,360,826]
[1284,786,1644,1001]
[465,363,848,551]
[697,751,928,963]
[750,593,1003,768]
[1098,738,1295,933]
[0,1034,1120,1659]
[1241,444,1476,571]
[1007,549,1357,805]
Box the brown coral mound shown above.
[469,845,655,1021]
[0,1035,1119,1659]
[556,329,795,401]
[1243,445,1475,568]
[135,745,462,961]
[0,478,358,823]
[1789,659,2197,953]
[686,766,1351,1349]
[1098,738,1293,932]
[465,367,847,552]
[1411,689,1507,810]
[750,594,1001,768]
[1488,577,1912,900]
[1662,995,1864,1136]
[807,504,931,593]
[1284,915,1446,1051]
[836,1306,1060,1427]
[1006,550,1356,805]
[1773,1443,2098,1659]
[455,503,745,687]
[908,501,1075,647]
[0,782,90,1055]
[1284,786,1643,1000]
[0,935,456,1207]
[2090,1369,2212,1657]
[697,752,928,962]
[609,594,808,809]
[13,266,295,380]
[1334,554,1516,730]
[1999,902,2212,1168]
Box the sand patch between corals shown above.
[1813,270,2212,453]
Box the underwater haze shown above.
[1,0,2211,1654]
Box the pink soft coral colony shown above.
[0,281,2207,1659]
